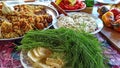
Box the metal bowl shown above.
[0,3,58,41]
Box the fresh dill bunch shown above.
[18,28,105,68]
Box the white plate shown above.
[97,0,120,4]
[52,12,104,34]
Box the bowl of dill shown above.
[18,28,106,68]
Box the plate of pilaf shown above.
[0,3,58,41]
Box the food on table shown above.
[1,2,13,14]
[68,0,77,6]
[110,4,120,9]
[57,12,97,33]
[110,8,120,18]
[0,4,53,39]
[112,19,120,32]
[102,11,114,27]
[55,0,85,10]
[0,20,19,38]
[18,28,105,68]
[115,14,120,20]
[27,47,64,68]
[98,5,120,32]
[97,6,109,16]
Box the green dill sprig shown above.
[18,28,105,68]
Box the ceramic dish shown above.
[52,12,103,34]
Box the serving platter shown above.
[53,12,104,34]
[0,3,58,41]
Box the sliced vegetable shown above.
[69,0,77,6]
[1,2,13,14]
[55,0,62,5]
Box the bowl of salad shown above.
[55,0,86,11]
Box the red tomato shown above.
[59,2,65,9]
[110,8,120,18]
[64,5,76,10]
[115,14,120,21]
[63,0,70,5]
[58,0,84,10]
[78,1,84,8]
[74,1,80,9]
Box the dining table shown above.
[0,0,120,68]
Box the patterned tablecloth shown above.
[0,34,120,68]
[0,42,23,68]
[96,34,120,68]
